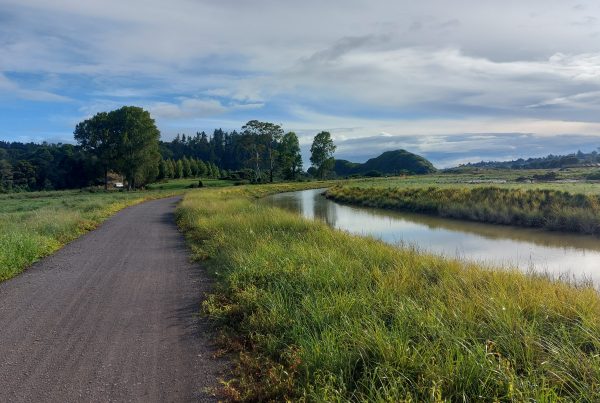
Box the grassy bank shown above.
[0,187,188,282]
[177,184,600,401]
[326,185,600,235]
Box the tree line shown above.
[158,157,221,180]
[0,106,337,192]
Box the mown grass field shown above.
[177,184,600,401]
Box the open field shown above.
[326,169,600,235]
[343,168,600,194]
[0,187,188,282]
[177,184,600,401]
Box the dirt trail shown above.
[0,197,225,402]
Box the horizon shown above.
[2,1,600,167]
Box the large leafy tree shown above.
[278,131,303,180]
[242,120,284,182]
[110,106,161,189]
[74,106,161,189]
[310,131,336,179]
[74,111,117,190]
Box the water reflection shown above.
[264,188,600,284]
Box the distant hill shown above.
[334,150,436,176]
[459,149,600,170]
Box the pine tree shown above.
[175,159,184,178]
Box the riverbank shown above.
[177,184,600,401]
[326,185,600,235]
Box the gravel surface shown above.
[0,197,226,402]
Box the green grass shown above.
[0,186,189,282]
[177,184,600,401]
[147,178,236,190]
[327,174,600,234]
[345,169,600,195]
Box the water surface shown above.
[264,188,600,284]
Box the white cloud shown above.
[149,98,264,119]
[3,0,600,163]
[0,73,70,102]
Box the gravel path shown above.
[0,197,226,402]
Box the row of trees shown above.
[160,121,304,182]
[0,142,102,192]
[1,106,338,192]
[160,123,336,181]
[158,157,221,180]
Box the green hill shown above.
[334,150,436,176]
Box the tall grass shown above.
[326,185,600,235]
[0,189,182,282]
[177,184,600,401]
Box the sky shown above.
[1,0,600,167]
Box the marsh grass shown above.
[177,184,600,401]
[0,188,182,281]
[327,185,600,235]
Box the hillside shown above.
[335,150,436,176]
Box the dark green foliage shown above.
[532,171,559,181]
[110,106,161,189]
[182,156,192,178]
[74,111,116,189]
[175,160,183,179]
[586,170,600,180]
[335,150,436,176]
[0,159,13,192]
[310,131,336,179]
[242,120,284,182]
[0,142,100,192]
[278,131,303,180]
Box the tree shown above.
[211,163,221,178]
[168,159,176,178]
[175,159,184,178]
[74,111,117,190]
[13,160,37,190]
[0,159,13,192]
[110,106,161,189]
[182,156,192,178]
[158,159,168,180]
[197,160,207,177]
[242,120,283,182]
[278,131,303,180]
[189,158,199,177]
[310,131,336,179]
[74,106,161,190]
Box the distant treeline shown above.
[0,108,338,192]
[0,141,102,192]
[460,149,600,170]
[0,136,250,192]
[158,157,221,180]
